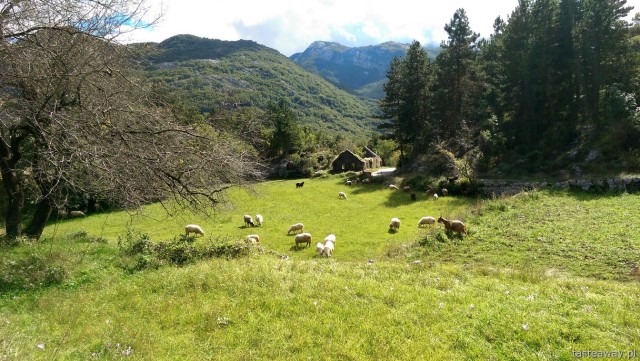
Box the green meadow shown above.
[1,174,640,360]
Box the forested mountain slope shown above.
[133,34,382,138]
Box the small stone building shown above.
[331,150,366,173]
[331,147,383,173]
[362,146,382,169]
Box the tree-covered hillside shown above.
[379,4,640,177]
[133,34,382,139]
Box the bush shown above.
[117,229,153,256]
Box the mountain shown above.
[131,34,382,139]
[290,41,441,99]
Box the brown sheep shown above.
[437,216,467,235]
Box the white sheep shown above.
[185,224,205,237]
[294,232,312,248]
[418,216,436,227]
[388,184,399,190]
[433,193,439,200]
[246,234,260,243]
[255,214,263,226]
[322,240,335,257]
[316,242,325,256]
[338,191,347,200]
[287,222,304,234]
[243,214,255,227]
[389,217,401,230]
[324,233,336,244]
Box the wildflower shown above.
[526,294,535,301]
[522,323,529,331]
[470,304,475,309]
[36,343,45,350]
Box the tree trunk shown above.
[1,169,24,238]
[24,197,53,240]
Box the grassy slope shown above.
[1,175,640,360]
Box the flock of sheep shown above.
[182,177,468,258]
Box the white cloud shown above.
[125,0,640,56]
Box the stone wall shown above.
[477,177,640,196]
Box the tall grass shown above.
[1,176,639,360]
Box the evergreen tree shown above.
[267,99,302,157]
[433,8,481,150]
[378,41,433,164]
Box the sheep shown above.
[433,193,439,200]
[287,222,304,234]
[388,184,399,190]
[389,217,401,230]
[410,192,417,201]
[246,234,260,243]
[441,188,449,196]
[403,185,411,192]
[425,187,436,197]
[345,180,352,186]
[322,240,335,257]
[255,214,264,227]
[57,209,68,218]
[243,214,255,227]
[324,234,336,244]
[418,216,436,227]
[69,210,86,218]
[338,191,347,200]
[437,216,468,235]
[294,232,312,248]
[185,224,205,237]
[316,242,325,256]
[296,181,305,188]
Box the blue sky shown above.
[124,0,640,56]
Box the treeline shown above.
[379,0,640,176]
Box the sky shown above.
[124,0,640,57]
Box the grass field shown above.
[1,174,639,360]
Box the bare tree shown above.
[0,1,264,239]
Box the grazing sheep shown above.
[316,242,325,256]
[57,209,68,218]
[389,217,401,230]
[246,234,260,243]
[294,232,312,248]
[441,188,449,196]
[322,240,335,257]
[324,234,336,244]
[418,216,436,227]
[185,224,205,237]
[296,181,305,188]
[345,180,352,186]
[243,214,255,227]
[437,216,468,235]
[338,191,347,200]
[69,210,86,218]
[255,214,264,226]
[410,192,417,201]
[388,184,399,190]
[287,223,304,234]
[425,187,436,197]
[433,193,439,200]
